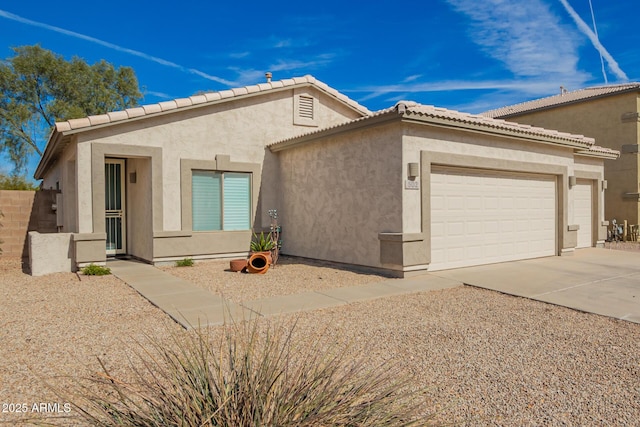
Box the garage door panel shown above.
[430,167,557,271]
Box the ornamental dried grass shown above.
[54,317,436,426]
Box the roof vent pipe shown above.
[265,72,272,83]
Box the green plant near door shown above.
[81,264,111,276]
[175,258,194,267]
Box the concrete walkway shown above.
[110,248,640,329]
[108,259,460,329]
[108,260,252,329]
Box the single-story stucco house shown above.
[31,75,618,276]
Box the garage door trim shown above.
[429,166,557,270]
[420,151,569,268]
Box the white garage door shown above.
[574,180,593,248]
[430,167,557,271]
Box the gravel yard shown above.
[158,256,389,302]
[1,256,639,425]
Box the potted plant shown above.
[251,231,274,264]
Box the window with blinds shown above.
[192,171,250,231]
[222,173,251,230]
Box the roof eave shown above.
[575,149,619,160]
[54,78,371,137]
[401,114,593,150]
[269,110,399,152]
[489,86,640,119]
[34,129,64,180]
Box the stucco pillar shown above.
[76,143,93,233]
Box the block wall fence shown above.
[0,190,59,260]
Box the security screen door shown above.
[105,159,126,255]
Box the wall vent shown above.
[293,90,318,127]
[298,95,314,120]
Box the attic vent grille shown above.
[298,95,314,120]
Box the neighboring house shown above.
[483,83,640,226]
[31,75,617,277]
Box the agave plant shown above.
[250,231,275,252]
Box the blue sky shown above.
[1,0,639,177]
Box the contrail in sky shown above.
[0,9,235,86]
[557,0,628,81]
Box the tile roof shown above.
[401,102,596,147]
[483,83,640,118]
[269,101,602,151]
[268,105,396,149]
[577,145,619,157]
[54,75,371,133]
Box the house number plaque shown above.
[405,180,419,190]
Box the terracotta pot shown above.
[229,258,247,272]
[251,251,272,265]
[247,253,270,274]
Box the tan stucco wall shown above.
[500,92,638,224]
[44,86,363,266]
[275,117,607,275]
[76,88,360,234]
[29,231,73,275]
[40,140,79,233]
[126,157,153,261]
[276,122,404,269]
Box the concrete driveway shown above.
[433,248,640,324]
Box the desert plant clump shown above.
[250,231,275,252]
[175,257,194,267]
[57,318,432,426]
[81,263,111,276]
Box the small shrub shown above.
[81,263,111,276]
[250,231,274,252]
[175,257,194,267]
[57,318,432,426]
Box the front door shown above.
[105,159,126,255]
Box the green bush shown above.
[59,318,431,426]
[81,264,111,276]
[250,231,274,252]
[175,257,194,267]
